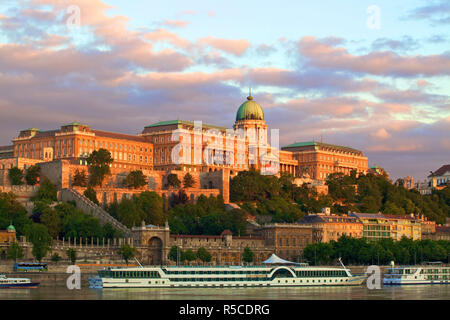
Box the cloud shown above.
[406,0,450,25]
[198,36,251,56]
[298,36,450,77]
[160,20,191,28]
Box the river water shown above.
[1,285,450,300]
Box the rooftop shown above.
[282,141,362,154]
[429,165,450,177]
[144,120,228,131]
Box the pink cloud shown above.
[198,36,251,56]
[161,20,191,28]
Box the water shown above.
[1,285,450,300]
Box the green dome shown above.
[236,96,264,121]
[7,225,15,232]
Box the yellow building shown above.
[298,208,363,243]
[350,213,422,241]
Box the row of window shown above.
[295,270,347,277]
[99,271,161,278]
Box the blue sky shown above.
[0,0,448,181]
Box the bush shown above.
[8,167,24,185]
[25,165,41,185]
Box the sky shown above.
[0,0,449,181]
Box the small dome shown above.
[236,95,265,121]
[7,225,15,232]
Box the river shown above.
[1,285,450,300]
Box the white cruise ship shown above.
[93,255,366,288]
[383,262,450,285]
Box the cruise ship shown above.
[92,255,366,288]
[0,274,39,288]
[383,262,450,285]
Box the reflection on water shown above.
[1,285,450,300]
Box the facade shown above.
[350,213,422,241]
[428,165,450,188]
[0,225,16,244]
[2,94,369,186]
[132,222,315,265]
[298,209,363,242]
[12,123,154,172]
[281,141,368,180]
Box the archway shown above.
[147,237,163,265]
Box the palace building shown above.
[0,93,369,189]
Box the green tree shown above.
[25,223,52,262]
[40,207,61,238]
[117,243,137,265]
[168,245,183,264]
[87,148,113,186]
[166,173,181,189]
[0,192,32,236]
[183,249,196,264]
[25,165,41,186]
[34,178,57,202]
[51,253,61,264]
[116,198,145,228]
[196,247,212,264]
[135,192,165,225]
[242,246,254,264]
[72,169,88,187]
[67,248,77,264]
[83,185,99,205]
[8,167,24,185]
[7,242,23,262]
[124,170,148,189]
[183,173,195,188]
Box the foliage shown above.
[183,249,196,262]
[25,223,52,262]
[168,245,183,263]
[302,235,450,266]
[72,169,88,187]
[87,148,113,186]
[83,185,99,205]
[25,165,41,186]
[183,173,195,188]
[117,243,137,265]
[169,189,189,207]
[124,170,148,189]
[51,253,61,264]
[196,247,212,263]
[66,248,77,265]
[166,174,181,189]
[8,167,24,185]
[33,178,57,202]
[242,246,254,263]
[0,192,32,236]
[134,192,165,226]
[116,198,145,228]
[40,206,61,238]
[7,242,23,262]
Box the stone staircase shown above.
[59,188,131,237]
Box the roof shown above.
[429,165,450,177]
[0,145,13,151]
[7,225,15,232]
[144,120,228,131]
[282,141,362,153]
[236,96,265,121]
[350,212,387,219]
[263,254,297,265]
[91,130,148,143]
[299,214,360,224]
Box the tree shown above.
[51,253,61,264]
[166,173,181,189]
[40,207,61,238]
[242,246,254,264]
[7,242,23,262]
[67,248,77,265]
[135,192,165,226]
[124,170,148,189]
[25,223,52,262]
[25,165,41,185]
[117,243,137,265]
[168,245,183,264]
[34,178,57,202]
[87,148,113,186]
[183,249,196,264]
[72,169,88,187]
[83,185,99,205]
[8,167,24,185]
[183,173,195,188]
[116,198,145,228]
[196,247,211,264]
